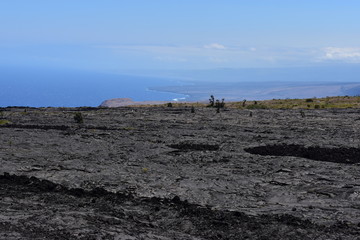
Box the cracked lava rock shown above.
[1,106,360,239]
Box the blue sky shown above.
[1,0,360,71]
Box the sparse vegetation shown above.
[0,120,11,125]
[246,104,268,109]
[300,110,305,118]
[207,95,225,113]
[167,102,173,107]
[208,95,215,107]
[123,127,136,130]
[74,112,84,124]
[125,96,360,109]
[216,98,225,108]
[223,96,360,109]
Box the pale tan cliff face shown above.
[99,98,134,107]
[99,98,168,107]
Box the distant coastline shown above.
[149,81,360,102]
[98,96,360,110]
[2,66,360,108]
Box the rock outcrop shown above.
[99,98,168,107]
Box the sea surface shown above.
[0,67,187,107]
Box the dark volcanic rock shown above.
[1,107,360,239]
[168,142,220,151]
[244,144,360,164]
[1,173,358,240]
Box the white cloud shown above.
[97,44,332,68]
[322,47,360,62]
[203,43,226,50]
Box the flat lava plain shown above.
[0,106,360,239]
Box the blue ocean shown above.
[0,67,187,107]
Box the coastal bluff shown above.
[99,98,167,107]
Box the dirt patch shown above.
[244,144,360,164]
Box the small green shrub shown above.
[208,95,215,107]
[314,105,320,109]
[123,127,135,130]
[246,104,268,109]
[305,98,314,102]
[74,112,84,124]
[208,95,225,111]
[215,98,225,108]
[300,110,305,118]
[0,120,11,125]
[167,102,173,107]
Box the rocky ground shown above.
[0,106,360,239]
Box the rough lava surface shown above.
[0,106,360,239]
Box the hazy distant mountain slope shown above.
[150,82,360,101]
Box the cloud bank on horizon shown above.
[99,44,360,68]
[0,0,360,72]
[322,47,360,62]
